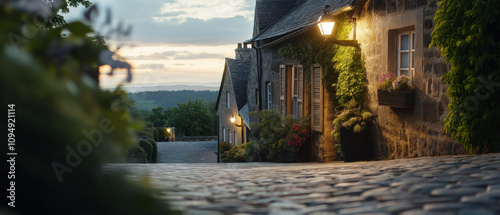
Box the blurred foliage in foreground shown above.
[0,1,176,214]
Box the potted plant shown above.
[283,120,310,162]
[377,73,415,108]
[332,100,373,162]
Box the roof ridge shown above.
[251,0,304,42]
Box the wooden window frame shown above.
[397,31,416,82]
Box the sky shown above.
[64,0,255,91]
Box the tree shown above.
[169,98,215,136]
[431,0,500,153]
[0,1,175,214]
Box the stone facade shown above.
[355,0,465,159]
[216,44,251,146]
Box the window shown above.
[234,131,237,145]
[279,65,304,118]
[226,91,230,108]
[266,82,272,110]
[311,65,323,132]
[398,32,415,81]
[229,130,233,145]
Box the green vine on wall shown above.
[431,0,500,153]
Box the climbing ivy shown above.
[431,0,500,153]
[278,23,338,90]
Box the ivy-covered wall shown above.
[355,0,466,159]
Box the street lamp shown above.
[230,115,243,127]
[317,5,360,49]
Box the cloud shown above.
[64,0,255,45]
[156,0,254,23]
[126,50,224,61]
[136,64,165,70]
[174,52,225,60]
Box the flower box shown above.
[377,90,415,108]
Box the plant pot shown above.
[339,125,373,162]
[281,150,298,163]
[377,90,415,108]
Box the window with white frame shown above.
[229,130,233,145]
[234,131,237,145]
[222,127,226,142]
[398,31,416,80]
[266,82,272,110]
[226,91,230,108]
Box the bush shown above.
[156,127,169,141]
[0,2,176,214]
[221,143,248,162]
[431,0,500,153]
[147,138,158,163]
[219,141,232,155]
[130,146,147,163]
[138,139,153,162]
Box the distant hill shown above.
[129,90,218,110]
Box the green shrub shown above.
[138,140,153,162]
[431,0,500,153]
[131,146,148,163]
[147,138,158,163]
[221,143,248,162]
[0,2,176,214]
[219,141,232,155]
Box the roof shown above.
[215,57,251,111]
[226,58,250,110]
[252,0,356,43]
[253,0,300,37]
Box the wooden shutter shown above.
[297,65,304,118]
[311,65,323,132]
[280,65,286,116]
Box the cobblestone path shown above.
[107,154,500,215]
[157,141,217,163]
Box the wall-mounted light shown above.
[166,128,171,133]
[318,5,360,49]
[317,6,336,36]
[230,115,242,127]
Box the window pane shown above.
[400,70,409,77]
[400,34,409,51]
[400,52,409,68]
[412,33,415,50]
[412,51,415,68]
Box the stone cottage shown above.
[217,0,464,162]
[215,44,252,146]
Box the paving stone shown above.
[376,201,418,213]
[106,153,500,214]
[423,203,473,211]
[458,208,497,215]
[431,187,484,196]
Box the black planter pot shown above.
[377,90,415,108]
[281,150,298,163]
[339,125,373,162]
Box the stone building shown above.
[353,0,465,158]
[215,43,251,146]
[217,0,464,161]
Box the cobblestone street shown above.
[107,154,500,214]
[157,141,217,163]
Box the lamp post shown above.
[318,5,360,49]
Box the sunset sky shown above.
[64,0,255,91]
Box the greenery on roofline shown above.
[431,0,500,153]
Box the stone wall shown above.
[217,66,245,146]
[355,0,465,159]
[248,41,338,162]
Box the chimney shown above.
[235,43,251,61]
